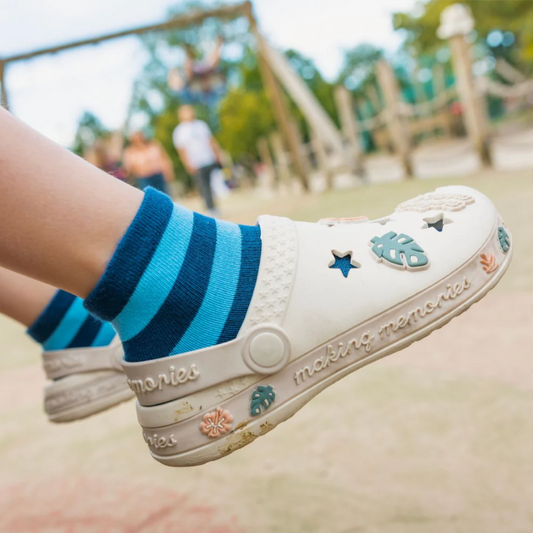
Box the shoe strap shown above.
[122,324,292,407]
[42,336,123,380]
[122,215,297,407]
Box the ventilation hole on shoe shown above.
[422,213,453,232]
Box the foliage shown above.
[393,0,533,67]
[336,44,384,96]
[218,87,275,163]
[72,111,109,156]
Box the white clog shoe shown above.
[43,337,134,422]
[122,186,512,466]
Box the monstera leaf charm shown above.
[498,226,510,253]
[250,385,276,417]
[370,231,429,270]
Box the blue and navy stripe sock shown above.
[84,188,262,363]
[27,290,116,351]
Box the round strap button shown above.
[242,325,291,374]
[249,332,285,368]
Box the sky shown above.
[0,0,416,146]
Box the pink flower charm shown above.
[200,407,233,438]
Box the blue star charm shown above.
[329,251,360,278]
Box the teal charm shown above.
[498,226,510,253]
[250,385,276,417]
[370,231,429,270]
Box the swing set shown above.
[0,2,351,191]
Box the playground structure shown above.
[3,3,533,192]
[0,1,348,193]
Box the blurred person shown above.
[86,138,127,182]
[168,37,226,108]
[123,131,174,194]
[0,106,512,467]
[173,105,223,214]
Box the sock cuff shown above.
[84,187,174,322]
[27,290,76,344]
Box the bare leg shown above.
[0,108,143,298]
[184,46,195,79]
[0,267,56,327]
[207,36,223,70]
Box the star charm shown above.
[422,214,453,232]
[329,251,361,278]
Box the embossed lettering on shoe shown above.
[126,364,200,394]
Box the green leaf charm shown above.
[498,226,510,253]
[370,231,429,270]
[250,385,276,417]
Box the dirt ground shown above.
[1,170,532,533]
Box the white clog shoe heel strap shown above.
[122,215,298,407]
[43,336,123,380]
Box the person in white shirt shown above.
[172,105,223,213]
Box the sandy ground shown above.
[1,171,532,533]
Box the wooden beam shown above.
[258,53,309,190]
[433,64,452,136]
[334,85,365,176]
[2,3,249,64]
[257,137,278,186]
[248,6,309,192]
[259,39,345,157]
[376,60,413,178]
[312,128,334,190]
[448,34,491,166]
[0,61,8,110]
[270,131,291,185]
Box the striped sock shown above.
[27,290,116,351]
[84,187,262,363]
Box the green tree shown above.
[72,111,109,156]
[393,1,533,67]
[336,44,384,96]
[218,88,275,164]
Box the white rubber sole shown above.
[44,371,134,423]
[145,221,512,467]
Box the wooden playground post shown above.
[411,69,427,106]
[245,2,309,192]
[257,137,278,186]
[0,61,8,110]
[376,60,414,178]
[311,127,334,190]
[438,4,491,166]
[269,131,291,185]
[334,85,365,176]
[433,64,452,136]
[257,53,309,191]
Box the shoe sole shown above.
[145,218,512,466]
[44,371,134,423]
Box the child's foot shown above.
[88,186,512,465]
[28,291,134,422]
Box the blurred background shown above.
[1,1,533,532]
